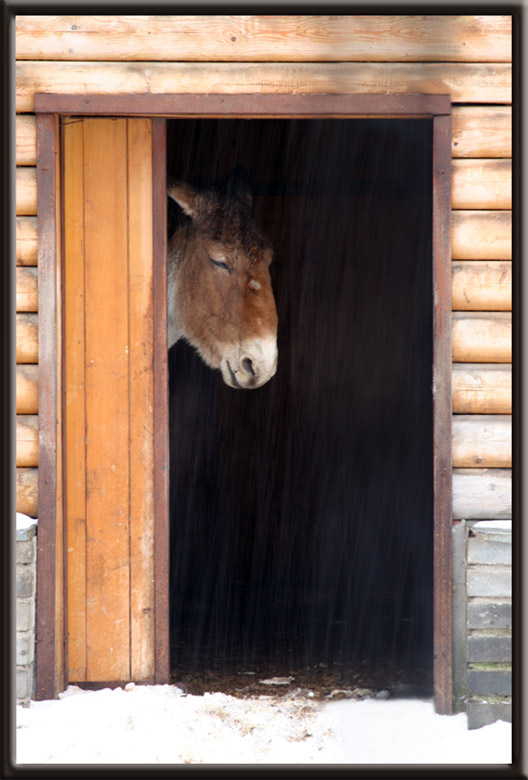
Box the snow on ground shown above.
[16,513,37,531]
[16,684,511,765]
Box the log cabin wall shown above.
[15,14,512,696]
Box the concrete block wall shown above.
[16,522,37,706]
[465,520,512,730]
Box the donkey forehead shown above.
[207,212,262,239]
[200,220,272,263]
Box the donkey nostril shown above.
[242,357,255,376]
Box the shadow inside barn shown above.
[168,118,433,698]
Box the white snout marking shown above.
[247,336,278,383]
[239,336,277,375]
[249,279,261,290]
[252,335,278,371]
[220,335,278,389]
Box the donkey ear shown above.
[226,165,252,208]
[167,182,201,218]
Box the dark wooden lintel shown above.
[35,93,451,118]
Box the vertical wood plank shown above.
[127,119,155,680]
[63,118,87,681]
[432,113,453,715]
[152,118,170,684]
[55,112,66,693]
[83,119,130,681]
[35,113,59,700]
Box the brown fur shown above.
[167,179,278,389]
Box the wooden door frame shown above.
[34,93,452,713]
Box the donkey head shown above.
[167,170,278,389]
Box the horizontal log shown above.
[16,467,38,517]
[452,261,511,311]
[16,114,36,165]
[451,107,511,158]
[451,159,511,210]
[16,267,38,312]
[16,167,37,215]
[452,313,511,363]
[16,313,38,363]
[452,211,511,260]
[16,415,39,467]
[453,468,511,520]
[16,365,39,414]
[15,15,512,63]
[452,364,511,414]
[15,62,512,112]
[452,415,511,468]
[16,217,38,266]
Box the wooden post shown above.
[432,111,453,715]
[35,112,62,700]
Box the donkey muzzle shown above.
[221,337,278,389]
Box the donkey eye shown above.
[209,257,231,273]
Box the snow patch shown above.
[16,513,37,531]
[15,684,511,765]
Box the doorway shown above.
[34,93,451,710]
[168,118,434,697]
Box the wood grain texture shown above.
[61,117,159,684]
[152,118,170,684]
[15,15,512,62]
[16,217,38,266]
[35,112,61,699]
[452,468,511,520]
[16,267,38,311]
[451,159,511,210]
[16,365,39,414]
[16,114,37,165]
[452,312,511,363]
[16,61,512,112]
[452,261,511,311]
[452,211,511,260]
[432,113,453,716]
[16,313,38,363]
[35,92,451,118]
[83,118,130,682]
[127,118,155,681]
[16,415,39,467]
[63,117,87,682]
[16,167,37,215]
[53,114,65,696]
[451,107,511,158]
[452,415,511,467]
[16,468,38,516]
[452,364,511,415]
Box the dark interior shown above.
[167,118,433,695]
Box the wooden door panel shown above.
[63,117,87,680]
[63,117,157,682]
[127,119,155,681]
